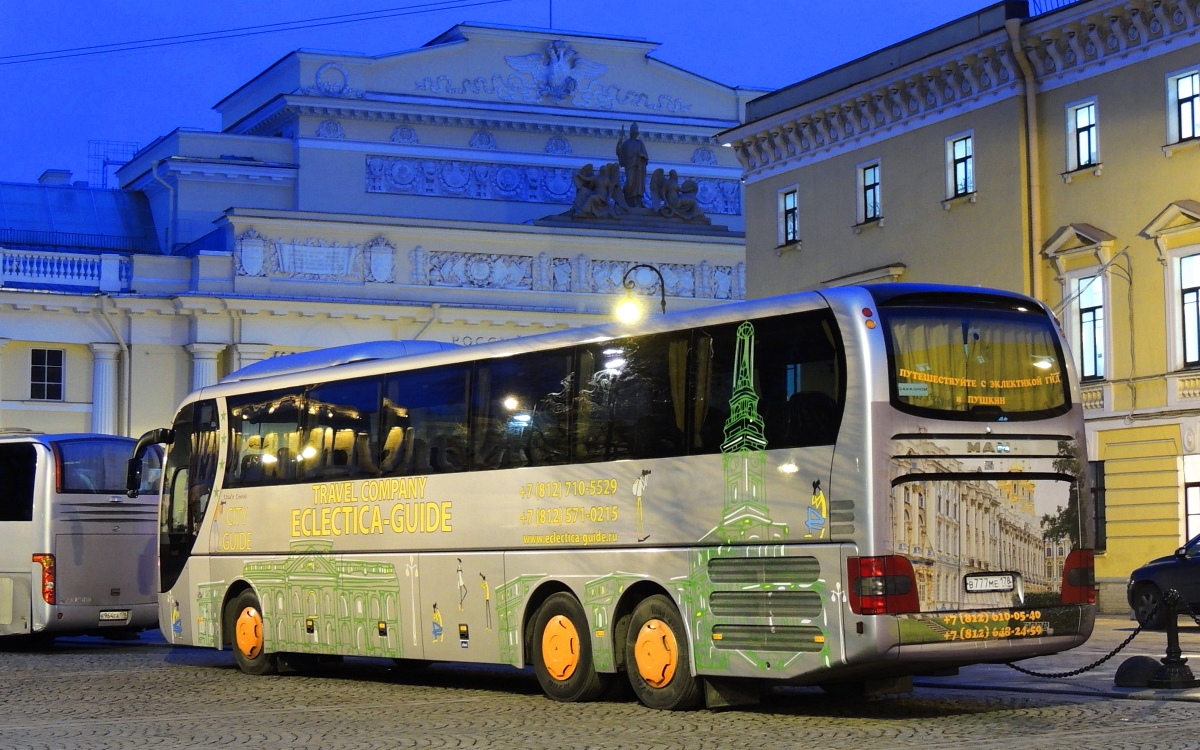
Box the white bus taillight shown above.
[32,554,55,605]
[847,555,920,615]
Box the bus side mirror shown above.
[127,428,175,497]
[125,458,144,498]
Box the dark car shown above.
[1127,533,1200,628]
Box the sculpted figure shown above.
[659,169,710,224]
[571,163,599,216]
[615,123,649,208]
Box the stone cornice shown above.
[1020,0,1200,89]
[246,103,722,146]
[723,30,1021,181]
[725,0,1200,182]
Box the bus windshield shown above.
[882,301,1069,420]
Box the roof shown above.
[0,182,160,254]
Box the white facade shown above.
[0,25,758,438]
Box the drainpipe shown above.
[412,303,440,340]
[1007,19,1043,301]
[95,294,132,436]
[151,159,175,254]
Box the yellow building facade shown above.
[722,0,1200,612]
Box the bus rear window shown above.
[882,305,1069,420]
[55,438,145,494]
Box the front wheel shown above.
[624,594,702,710]
[227,590,277,675]
[1131,584,1168,630]
[531,592,611,702]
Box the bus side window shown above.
[692,310,845,453]
[575,334,688,462]
[226,389,304,487]
[0,443,36,522]
[382,364,470,476]
[303,378,382,481]
[473,349,573,470]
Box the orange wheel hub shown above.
[541,614,580,681]
[235,606,265,659]
[633,618,677,688]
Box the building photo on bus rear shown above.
[0,429,163,641]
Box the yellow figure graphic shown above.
[480,573,492,631]
[431,603,444,642]
[806,479,828,539]
[633,469,652,542]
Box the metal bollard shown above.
[1147,590,1200,689]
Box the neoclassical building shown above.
[0,24,758,439]
[721,0,1200,610]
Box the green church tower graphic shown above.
[677,320,829,672]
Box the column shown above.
[90,342,122,435]
[0,338,9,428]
[186,343,226,391]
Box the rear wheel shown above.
[227,590,277,675]
[1131,584,1168,630]
[531,592,611,702]
[624,594,702,711]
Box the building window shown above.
[1066,100,1098,171]
[1169,69,1200,144]
[1182,253,1200,368]
[858,161,881,223]
[1075,275,1106,381]
[947,133,974,198]
[1090,460,1106,553]
[1188,482,1200,542]
[30,348,64,401]
[779,188,799,245]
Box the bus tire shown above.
[227,590,277,676]
[531,592,610,702]
[624,594,702,711]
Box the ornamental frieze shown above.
[234,230,744,300]
[408,246,744,299]
[365,155,741,215]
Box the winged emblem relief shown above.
[504,41,607,102]
[414,39,691,112]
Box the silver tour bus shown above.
[129,284,1095,709]
[0,430,162,640]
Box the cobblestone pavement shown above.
[3,617,1200,750]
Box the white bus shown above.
[0,430,162,640]
[129,284,1095,709]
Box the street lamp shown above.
[615,263,666,322]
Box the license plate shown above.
[964,574,1015,593]
[98,610,129,622]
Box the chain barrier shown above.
[1003,592,1171,680]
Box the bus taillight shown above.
[847,555,920,615]
[32,554,55,605]
[1061,549,1096,604]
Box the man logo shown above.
[966,441,1012,454]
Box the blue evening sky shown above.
[0,0,993,185]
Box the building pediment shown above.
[218,24,748,135]
[1139,200,1200,259]
[1042,223,1116,278]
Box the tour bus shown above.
[128,284,1095,709]
[0,430,163,640]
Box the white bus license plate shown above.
[965,574,1014,593]
[98,610,129,622]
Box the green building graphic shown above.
[197,540,403,658]
[496,573,545,664]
